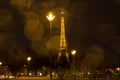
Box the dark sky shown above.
[0,0,120,70]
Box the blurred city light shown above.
[27,57,31,61]
[0,62,2,65]
[71,50,76,55]
[46,12,55,22]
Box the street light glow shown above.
[71,50,76,55]
[0,62,2,65]
[116,67,120,71]
[27,57,31,61]
[46,12,55,21]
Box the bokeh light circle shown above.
[24,11,44,41]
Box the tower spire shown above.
[57,8,69,62]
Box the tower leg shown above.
[65,52,69,62]
[57,52,61,62]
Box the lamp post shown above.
[0,62,2,75]
[71,50,76,63]
[46,12,55,80]
[46,12,55,34]
[0,61,2,70]
[27,57,31,76]
[71,50,76,79]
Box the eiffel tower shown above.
[57,9,69,63]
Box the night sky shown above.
[0,0,120,70]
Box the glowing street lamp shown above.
[27,57,31,76]
[71,50,76,62]
[0,62,2,74]
[46,12,55,21]
[46,12,55,34]
[116,67,120,71]
[0,62,2,65]
[27,56,31,67]
[71,50,76,55]
[27,57,31,62]
[71,50,76,76]
[46,12,55,80]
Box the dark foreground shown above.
[2,76,119,80]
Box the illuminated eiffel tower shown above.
[57,9,69,63]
